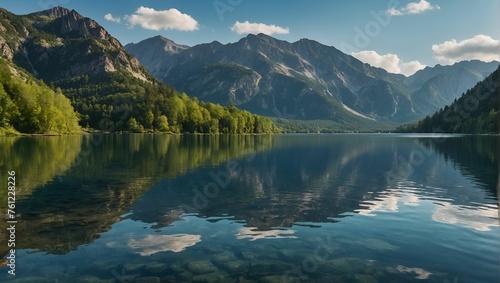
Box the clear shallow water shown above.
[0,134,499,282]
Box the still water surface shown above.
[0,134,499,282]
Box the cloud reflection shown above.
[356,182,498,231]
[355,190,420,216]
[128,234,201,256]
[396,265,432,279]
[432,202,498,231]
[236,227,297,241]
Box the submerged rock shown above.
[203,244,225,254]
[74,276,110,283]
[186,260,217,275]
[87,260,118,274]
[237,276,256,283]
[177,271,194,282]
[315,275,347,283]
[123,263,145,274]
[279,249,299,259]
[321,257,366,274]
[240,250,255,260]
[8,277,51,283]
[249,259,295,278]
[192,271,232,283]
[259,275,287,283]
[144,262,168,275]
[212,251,237,265]
[353,274,378,283]
[134,276,160,283]
[219,260,249,274]
[159,275,177,283]
[169,262,186,273]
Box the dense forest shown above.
[0,59,80,135]
[60,70,276,134]
[397,66,500,134]
[0,60,276,135]
[0,61,276,135]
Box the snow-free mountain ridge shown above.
[126,34,499,123]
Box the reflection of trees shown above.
[0,135,83,197]
[424,136,499,194]
[0,135,82,256]
[3,134,272,256]
[73,134,273,180]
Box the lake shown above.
[0,134,499,282]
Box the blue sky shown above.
[1,0,499,76]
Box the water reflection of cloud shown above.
[396,265,432,279]
[128,234,201,256]
[356,191,420,216]
[236,227,297,241]
[432,202,498,231]
[356,185,499,231]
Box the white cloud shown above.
[104,13,121,23]
[125,6,199,31]
[230,21,289,36]
[351,50,426,76]
[400,60,427,76]
[432,34,500,64]
[387,0,440,16]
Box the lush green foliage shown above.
[59,70,275,134]
[0,59,80,134]
[397,67,500,134]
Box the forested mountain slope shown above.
[398,66,500,134]
[0,7,275,134]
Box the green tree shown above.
[154,115,169,132]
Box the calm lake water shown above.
[0,134,499,282]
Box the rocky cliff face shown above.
[125,36,189,80]
[128,33,499,123]
[0,6,148,81]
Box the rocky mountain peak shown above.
[0,7,149,82]
[30,6,71,19]
[243,33,279,45]
[155,36,189,54]
[126,36,189,56]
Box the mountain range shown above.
[126,34,499,124]
[0,7,274,134]
[0,6,498,133]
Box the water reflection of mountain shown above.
[129,135,499,232]
[128,135,409,228]
[1,134,272,256]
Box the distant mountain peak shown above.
[126,35,189,56]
